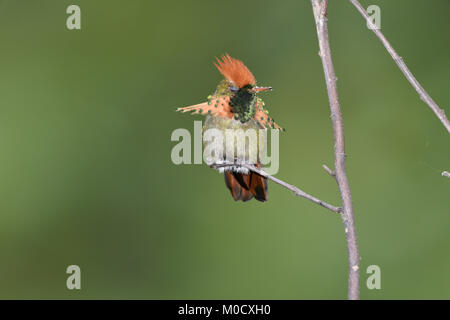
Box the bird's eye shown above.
[229,86,238,92]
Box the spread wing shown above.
[176,95,233,119]
[253,98,284,131]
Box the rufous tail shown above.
[224,164,268,202]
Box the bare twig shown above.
[244,164,342,213]
[442,171,450,178]
[210,163,342,214]
[311,0,360,300]
[322,164,336,178]
[349,0,450,133]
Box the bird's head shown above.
[214,54,272,96]
[214,54,271,122]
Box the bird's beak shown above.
[251,86,273,93]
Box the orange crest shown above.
[214,54,256,88]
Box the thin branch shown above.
[311,0,360,300]
[349,0,450,134]
[210,164,342,214]
[322,164,336,178]
[443,171,450,178]
[244,164,342,213]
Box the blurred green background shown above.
[0,0,448,299]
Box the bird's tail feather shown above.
[224,164,268,202]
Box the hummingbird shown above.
[176,54,283,202]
